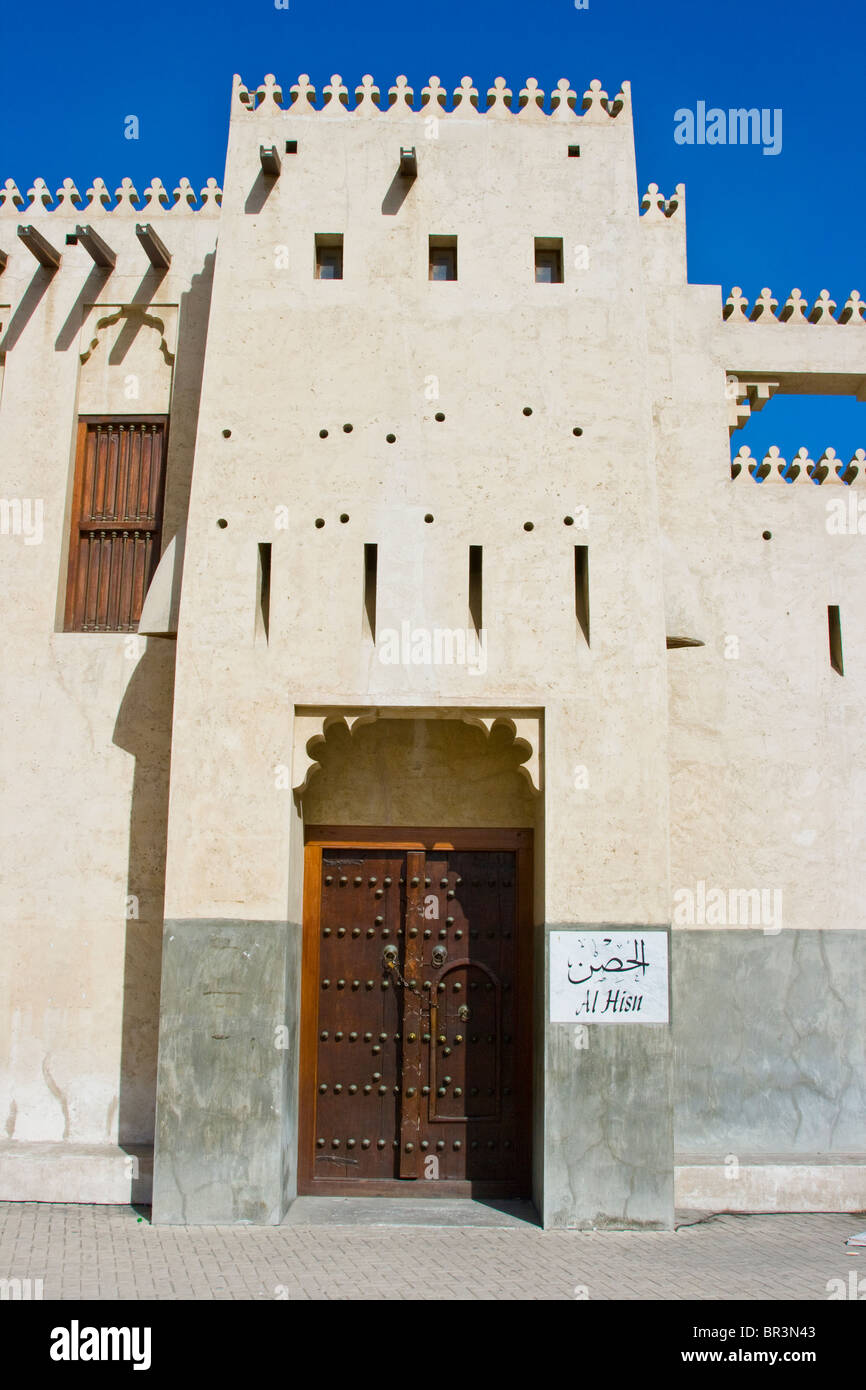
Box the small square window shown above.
[316,235,343,279]
[534,238,563,283]
[568,145,581,158]
[285,140,298,154]
[429,237,458,281]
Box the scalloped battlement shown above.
[231,72,631,120]
[0,177,222,216]
[640,183,684,220]
[723,286,866,326]
[731,445,866,484]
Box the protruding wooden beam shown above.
[17,224,61,269]
[135,222,171,269]
[259,144,281,177]
[0,248,7,274]
[74,224,116,269]
[399,146,417,178]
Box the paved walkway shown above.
[0,1202,861,1300]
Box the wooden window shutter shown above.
[64,416,168,632]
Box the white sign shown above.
[549,930,669,1023]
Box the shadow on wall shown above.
[302,717,537,827]
[112,638,175,1149]
[109,252,215,1150]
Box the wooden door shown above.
[298,829,532,1196]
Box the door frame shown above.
[298,826,534,1196]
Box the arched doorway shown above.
[297,717,538,1196]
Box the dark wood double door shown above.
[299,830,532,1195]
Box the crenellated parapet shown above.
[640,183,684,220]
[731,445,866,483]
[723,286,866,326]
[0,177,222,216]
[231,71,631,121]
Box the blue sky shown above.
[2,0,864,457]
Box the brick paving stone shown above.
[0,1203,861,1301]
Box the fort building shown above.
[1,70,864,1226]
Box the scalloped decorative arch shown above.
[79,305,175,368]
[293,707,542,800]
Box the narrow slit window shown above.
[469,545,483,633]
[535,237,563,284]
[575,545,590,646]
[315,235,343,280]
[364,543,378,640]
[828,604,843,675]
[257,542,271,642]
[429,236,458,281]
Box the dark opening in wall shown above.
[828,604,844,675]
[257,543,271,642]
[535,237,563,284]
[364,543,378,640]
[316,234,344,279]
[469,545,483,633]
[575,545,590,646]
[429,236,458,281]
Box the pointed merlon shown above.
[256,74,284,112]
[142,178,171,211]
[551,78,578,120]
[809,289,837,323]
[486,77,512,116]
[750,288,778,321]
[27,178,53,209]
[232,70,632,119]
[323,75,349,111]
[198,178,222,209]
[452,77,480,113]
[839,291,865,324]
[388,75,414,112]
[356,74,382,112]
[779,288,809,322]
[289,74,317,114]
[640,182,683,218]
[54,179,82,211]
[84,178,112,212]
[233,73,253,109]
[420,76,447,111]
[173,178,197,209]
[518,78,546,119]
[579,79,606,121]
[724,287,750,320]
[640,183,666,217]
[733,445,866,482]
[0,179,25,212]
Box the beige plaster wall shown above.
[642,235,866,933]
[163,78,672,934]
[0,191,218,1146]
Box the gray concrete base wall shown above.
[672,930,866,1158]
[539,925,674,1230]
[151,919,300,1225]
